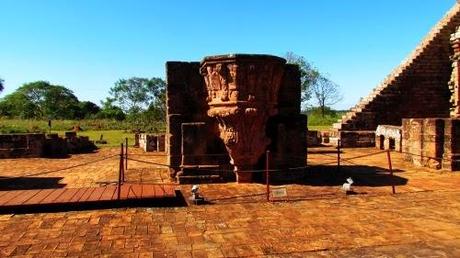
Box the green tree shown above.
[77,101,101,119]
[285,52,321,105]
[311,76,343,117]
[108,77,166,120]
[96,98,126,121]
[0,81,81,119]
[0,78,4,93]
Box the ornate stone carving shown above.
[200,54,286,182]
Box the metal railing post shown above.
[125,137,128,174]
[118,143,124,199]
[337,139,341,173]
[266,150,270,202]
[387,150,395,194]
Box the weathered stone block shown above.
[0,134,45,158]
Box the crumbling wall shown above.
[166,62,226,177]
[333,4,460,147]
[375,125,402,151]
[139,134,165,152]
[402,118,460,170]
[0,134,45,158]
[0,132,96,158]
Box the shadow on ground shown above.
[269,165,408,187]
[0,177,66,190]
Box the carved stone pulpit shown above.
[200,54,286,182]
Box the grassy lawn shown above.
[54,130,135,147]
[308,125,332,131]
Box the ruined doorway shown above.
[379,135,385,150]
[389,138,396,150]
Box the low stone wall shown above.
[320,131,331,144]
[139,134,166,152]
[0,134,45,158]
[307,130,321,147]
[331,130,375,147]
[0,132,97,158]
[402,118,460,171]
[375,125,402,151]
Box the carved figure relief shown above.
[200,54,286,182]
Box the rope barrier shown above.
[339,150,388,162]
[126,157,171,168]
[0,154,119,180]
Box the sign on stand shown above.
[271,186,287,199]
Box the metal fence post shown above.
[337,139,341,173]
[387,150,396,194]
[118,143,124,200]
[266,150,270,202]
[125,137,128,173]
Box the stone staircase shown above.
[332,3,460,147]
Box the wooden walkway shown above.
[0,183,178,213]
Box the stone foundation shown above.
[307,130,321,147]
[402,118,460,170]
[0,132,97,158]
[331,131,375,147]
[375,125,402,152]
[139,134,165,152]
[0,134,45,158]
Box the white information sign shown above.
[271,186,287,198]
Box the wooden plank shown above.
[40,189,66,204]
[0,191,24,205]
[163,185,176,197]
[87,187,106,202]
[128,184,142,199]
[0,183,177,209]
[23,189,56,205]
[99,186,117,201]
[155,185,163,197]
[68,188,90,202]
[142,184,155,198]
[78,188,97,202]
[153,185,161,198]
[119,185,130,200]
[0,190,12,199]
[4,190,40,206]
[54,188,80,203]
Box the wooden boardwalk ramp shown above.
[0,183,182,213]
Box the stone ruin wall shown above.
[402,118,460,171]
[138,134,165,152]
[0,134,45,158]
[333,4,460,147]
[0,132,97,158]
[165,57,307,183]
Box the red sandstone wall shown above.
[334,4,460,147]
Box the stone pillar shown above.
[200,54,286,183]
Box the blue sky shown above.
[0,0,456,109]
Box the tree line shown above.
[0,52,342,123]
[0,78,166,127]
